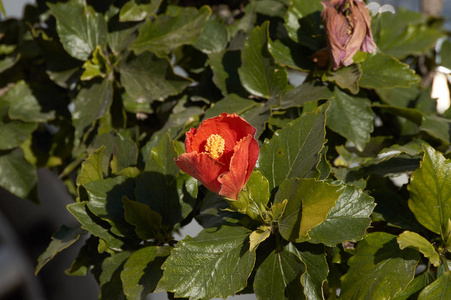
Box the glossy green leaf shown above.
[2,80,55,122]
[307,185,375,246]
[84,176,136,237]
[327,89,373,152]
[254,248,306,300]
[323,65,361,95]
[420,115,451,145]
[99,251,130,300]
[393,272,434,300]
[359,53,420,89]
[121,246,171,300]
[122,197,162,240]
[119,0,161,22]
[274,178,342,242]
[249,228,271,252]
[0,54,20,73]
[196,191,240,228]
[155,225,255,299]
[408,146,451,238]
[258,104,327,192]
[418,272,451,300]
[120,52,191,104]
[76,147,104,186]
[67,202,124,250]
[280,80,333,109]
[193,18,228,54]
[131,5,211,57]
[341,232,420,299]
[284,0,323,45]
[35,225,85,274]
[0,100,37,150]
[0,148,37,200]
[397,231,440,267]
[48,0,107,61]
[72,78,113,141]
[287,243,328,300]
[238,22,288,99]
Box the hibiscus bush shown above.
[2,0,451,298]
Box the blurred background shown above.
[0,0,450,299]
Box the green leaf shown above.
[131,5,211,57]
[135,133,191,226]
[208,51,248,97]
[238,21,288,99]
[76,146,104,186]
[81,46,110,81]
[99,251,131,300]
[253,248,306,300]
[372,104,423,126]
[72,78,113,141]
[249,228,271,252]
[287,243,329,300]
[255,0,287,18]
[244,170,271,219]
[67,202,124,250]
[0,148,37,200]
[48,0,107,61]
[155,225,255,299]
[441,40,451,70]
[122,197,162,240]
[418,272,451,300]
[326,89,374,152]
[193,18,228,54]
[2,81,55,122]
[119,0,162,22]
[35,225,85,274]
[284,0,323,45]
[274,178,342,242]
[121,246,171,300]
[268,39,315,71]
[307,185,375,246]
[359,53,420,89]
[376,86,421,107]
[393,272,434,300]
[280,80,333,109]
[397,231,440,267]
[108,135,139,174]
[120,52,191,104]
[84,176,136,237]
[340,232,420,299]
[323,65,361,95]
[203,94,261,119]
[377,8,444,59]
[258,104,327,192]
[420,115,451,145]
[408,146,451,239]
[0,100,37,150]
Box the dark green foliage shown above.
[2,0,451,299]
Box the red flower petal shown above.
[175,152,228,194]
[218,135,259,200]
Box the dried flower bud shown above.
[321,0,377,69]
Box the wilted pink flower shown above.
[321,0,377,69]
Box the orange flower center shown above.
[205,134,225,160]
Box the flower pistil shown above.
[205,134,225,160]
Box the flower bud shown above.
[321,0,377,69]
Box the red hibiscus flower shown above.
[321,0,377,69]
[175,113,259,200]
